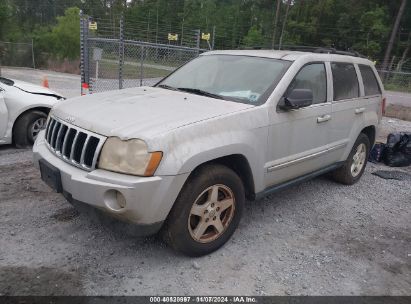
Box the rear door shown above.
[328,62,361,162]
[358,64,383,130]
[0,86,8,139]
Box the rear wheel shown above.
[332,133,370,185]
[163,164,245,256]
[13,110,47,148]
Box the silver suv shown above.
[33,50,384,256]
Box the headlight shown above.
[98,137,162,176]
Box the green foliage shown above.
[32,7,80,63]
[1,0,410,67]
[243,26,264,47]
[49,7,80,60]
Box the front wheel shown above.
[162,164,245,256]
[331,133,370,185]
[13,110,48,148]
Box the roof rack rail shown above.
[279,46,368,58]
[313,47,367,58]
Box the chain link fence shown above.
[81,15,208,94]
[0,41,35,70]
[378,70,411,93]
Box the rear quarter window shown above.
[331,63,359,101]
[359,64,382,96]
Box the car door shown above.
[0,85,8,139]
[358,64,383,126]
[328,62,362,162]
[265,62,333,187]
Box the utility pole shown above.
[278,0,292,50]
[31,39,35,69]
[271,0,281,49]
[382,0,408,72]
[155,0,159,44]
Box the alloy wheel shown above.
[31,117,47,141]
[188,184,235,243]
[351,143,367,177]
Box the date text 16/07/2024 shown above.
[149,297,257,303]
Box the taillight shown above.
[381,97,386,116]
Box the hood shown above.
[12,79,64,98]
[53,86,254,139]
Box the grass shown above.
[96,61,172,79]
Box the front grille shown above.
[44,116,106,171]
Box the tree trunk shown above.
[271,0,281,49]
[381,0,408,72]
[278,0,292,50]
[396,32,411,71]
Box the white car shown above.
[0,77,64,147]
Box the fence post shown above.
[211,26,216,50]
[80,12,86,94]
[195,29,201,54]
[140,46,144,87]
[31,39,35,69]
[119,15,124,90]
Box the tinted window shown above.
[286,63,327,104]
[359,65,381,96]
[331,63,359,101]
[0,77,14,86]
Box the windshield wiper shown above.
[157,84,179,91]
[177,88,226,100]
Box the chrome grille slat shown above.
[55,125,67,153]
[69,132,79,161]
[47,119,56,143]
[50,121,60,148]
[44,116,106,171]
[51,122,62,149]
[55,124,64,152]
[80,136,91,168]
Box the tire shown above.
[162,164,245,257]
[13,110,48,148]
[331,133,370,185]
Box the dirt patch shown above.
[385,105,411,122]
[0,266,84,295]
[51,207,80,222]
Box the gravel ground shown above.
[0,118,410,296]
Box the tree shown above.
[243,25,264,47]
[382,0,408,72]
[271,0,281,48]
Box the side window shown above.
[331,63,359,101]
[286,63,327,105]
[359,64,381,96]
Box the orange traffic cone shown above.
[42,76,49,88]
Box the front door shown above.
[266,62,333,187]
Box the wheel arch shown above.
[11,106,50,142]
[186,154,256,200]
[360,125,376,148]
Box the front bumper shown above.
[33,131,189,232]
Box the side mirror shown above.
[280,88,313,110]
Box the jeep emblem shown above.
[66,116,75,124]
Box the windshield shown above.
[0,77,14,86]
[157,55,291,105]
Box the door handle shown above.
[355,108,365,114]
[317,114,331,123]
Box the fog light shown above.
[104,190,127,211]
[116,191,126,209]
